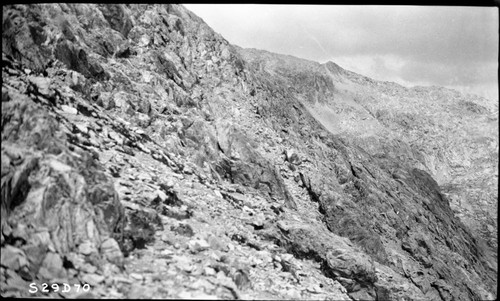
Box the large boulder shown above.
[212,120,295,207]
[178,118,295,207]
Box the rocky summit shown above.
[1,4,497,300]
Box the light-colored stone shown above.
[38,252,66,279]
[78,241,97,256]
[108,131,124,145]
[81,273,105,286]
[100,238,123,264]
[188,239,210,253]
[129,272,144,281]
[0,245,28,271]
[28,76,53,97]
[204,266,217,276]
[75,123,88,134]
[61,104,78,115]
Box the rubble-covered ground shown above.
[1,4,497,300]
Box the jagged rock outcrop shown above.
[1,81,125,295]
[2,4,496,300]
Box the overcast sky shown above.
[184,5,498,101]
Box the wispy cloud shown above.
[300,25,330,58]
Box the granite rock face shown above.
[1,4,497,300]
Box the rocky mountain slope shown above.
[1,4,497,300]
[238,47,499,253]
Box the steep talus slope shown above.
[1,4,497,300]
[239,47,499,252]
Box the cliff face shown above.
[1,4,497,300]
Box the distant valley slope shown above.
[238,47,498,252]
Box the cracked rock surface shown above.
[1,4,497,300]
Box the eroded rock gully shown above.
[1,4,497,300]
